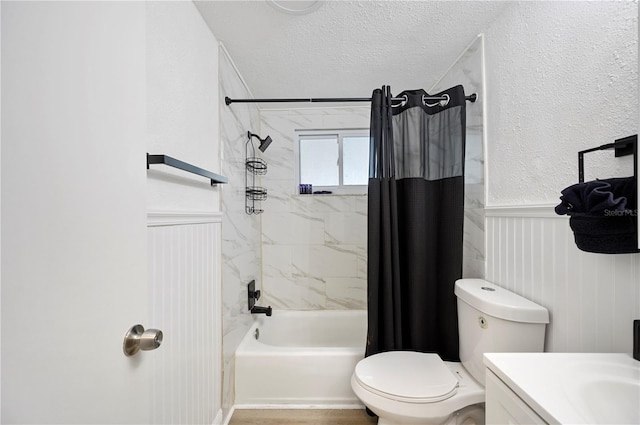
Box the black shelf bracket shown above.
[147,153,228,186]
[578,135,637,183]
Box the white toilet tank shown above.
[455,279,549,386]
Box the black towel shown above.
[556,177,639,254]
[569,215,638,254]
[555,177,632,216]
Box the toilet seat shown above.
[354,351,458,403]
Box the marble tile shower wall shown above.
[431,35,486,279]
[219,50,261,417]
[260,108,371,310]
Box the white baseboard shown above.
[222,406,235,425]
[231,403,366,410]
[213,408,224,425]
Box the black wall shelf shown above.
[147,153,228,186]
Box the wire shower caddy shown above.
[245,132,267,214]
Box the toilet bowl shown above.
[351,279,549,425]
[351,352,484,425]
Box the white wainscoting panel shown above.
[486,205,640,354]
[147,214,222,424]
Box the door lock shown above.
[123,324,163,356]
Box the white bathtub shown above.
[234,310,367,407]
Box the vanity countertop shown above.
[484,352,640,424]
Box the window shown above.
[297,129,369,194]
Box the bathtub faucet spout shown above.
[251,305,272,316]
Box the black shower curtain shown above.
[366,85,466,362]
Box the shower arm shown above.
[248,131,263,142]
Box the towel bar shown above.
[578,135,637,183]
[147,153,228,186]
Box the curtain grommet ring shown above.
[423,93,450,108]
[392,94,408,108]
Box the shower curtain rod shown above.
[225,93,477,105]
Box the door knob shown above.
[123,324,163,356]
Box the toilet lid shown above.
[354,351,458,403]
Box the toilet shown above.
[351,278,549,425]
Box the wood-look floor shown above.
[229,409,378,425]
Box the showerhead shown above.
[248,131,273,153]
[258,136,273,152]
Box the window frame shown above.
[295,128,370,195]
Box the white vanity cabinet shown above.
[484,352,640,425]
[485,370,547,424]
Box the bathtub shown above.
[234,310,367,407]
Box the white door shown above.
[2,2,151,423]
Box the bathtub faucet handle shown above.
[248,280,268,315]
[251,289,261,300]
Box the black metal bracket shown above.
[147,153,228,186]
[247,280,260,310]
[578,135,637,183]
[634,320,640,361]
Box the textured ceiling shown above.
[195,1,510,104]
